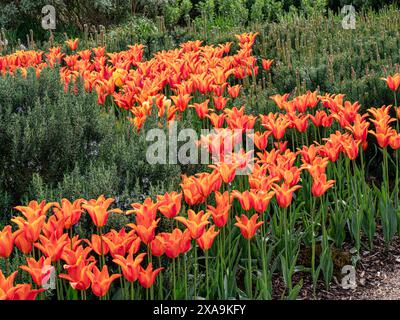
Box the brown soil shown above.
[272,232,400,300]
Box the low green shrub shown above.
[0,68,181,224]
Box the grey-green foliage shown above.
[0,68,181,223]
[164,0,192,27]
[250,0,284,23]
[216,0,249,27]
[301,0,328,16]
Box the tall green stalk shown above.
[247,239,252,299]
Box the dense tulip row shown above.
[0,33,399,300]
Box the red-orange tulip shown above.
[234,214,264,239]
[175,210,210,239]
[34,233,69,262]
[113,253,146,283]
[82,196,122,227]
[0,226,14,258]
[138,263,163,289]
[311,174,335,197]
[272,183,302,208]
[261,59,273,71]
[88,265,121,297]
[53,198,84,229]
[60,259,95,291]
[65,38,79,51]
[197,226,219,251]
[207,191,231,228]
[19,256,52,287]
[381,74,400,92]
[157,192,182,219]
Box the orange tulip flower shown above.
[342,138,361,160]
[227,84,241,98]
[113,252,146,283]
[0,226,14,258]
[157,192,182,219]
[150,234,166,257]
[127,219,159,245]
[210,162,238,184]
[231,190,253,211]
[13,233,33,254]
[270,93,290,109]
[19,256,52,287]
[180,175,205,206]
[191,100,211,119]
[381,73,400,92]
[310,110,333,127]
[34,233,69,262]
[290,114,309,133]
[41,215,65,240]
[234,214,264,239]
[138,263,163,289]
[103,228,139,258]
[127,197,159,225]
[171,94,192,112]
[88,265,121,297]
[206,113,226,128]
[14,200,57,221]
[261,59,273,71]
[207,191,231,228]
[298,144,319,165]
[250,131,270,150]
[11,215,46,244]
[82,196,122,227]
[390,134,400,150]
[0,270,18,299]
[60,259,96,291]
[272,183,302,208]
[53,198,84,229]
[261,113,291,140]
[11,284,44,300]
[175,210,210,239]
[2,278,44,300]
[197,226,220,251]
[163,228,188,259]
[312,174,335,197]
[250,190,275,214]
[213,96,229,111]
[61,244,94,266]
[302,156,330,179]
[85,234,110,256]
[65,38,79,51]
[279,166,302,187]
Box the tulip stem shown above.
[5,257,10,275]
[172,258,177,300]
[205,250,209,299]
[158,257,164,300]
[147,247,154,300]
[247,239,252,299]
[194,241,198,300]
[282,207,292,292]
[118,266,125,299]
[97,227,106,269]
[183,254,188,300]
[130,282,135,300]
[69,228,73,249]
[311,196,316,296]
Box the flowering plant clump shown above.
[0,33,400,300]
